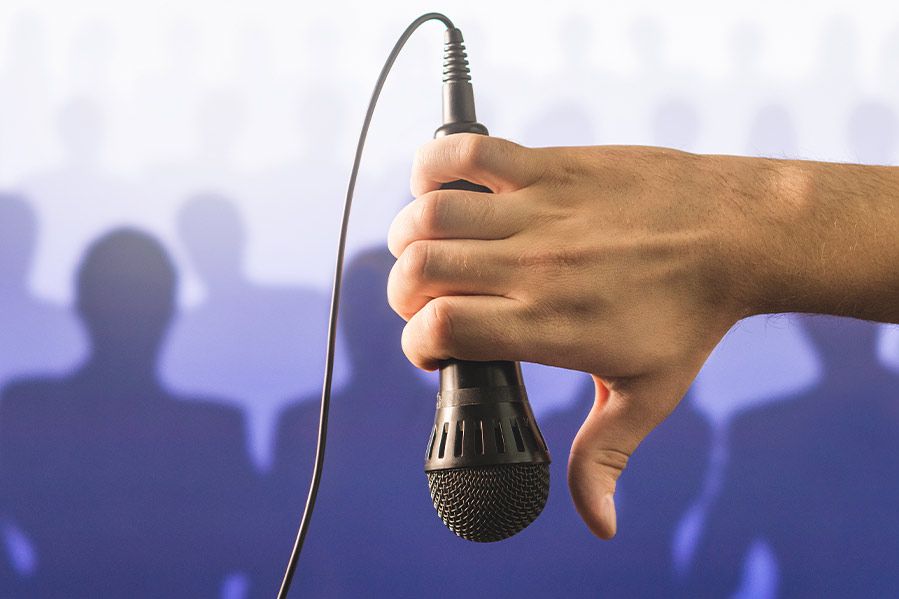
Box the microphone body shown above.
[423,27,551,543]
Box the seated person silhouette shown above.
[259,246,447,598]
[690,315,899,598]
[0,229,257,598]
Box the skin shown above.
[386,133,899,540]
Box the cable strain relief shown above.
[443,28,472,83]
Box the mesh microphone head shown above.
[427,463,549,542]
[425,360,551,542]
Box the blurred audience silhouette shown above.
[257,246,443,597]
[0,229,257,598]
[22,96,130,305]
[690,316,899,597]
[161,194,332,471]
[0,193,85,387]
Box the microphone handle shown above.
[437,178,519,390]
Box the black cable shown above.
[276,12,455,599]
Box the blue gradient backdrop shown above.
[1,2,898,597]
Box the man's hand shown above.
[385,133,899,539]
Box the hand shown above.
[386,133,783,539]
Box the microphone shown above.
[278,16,551,596]
[423,27,551,543]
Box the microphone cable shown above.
[276,12,456,599]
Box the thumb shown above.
[567,373,686,539]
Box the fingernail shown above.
[602,493,617,538]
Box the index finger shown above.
[411,133,545,197]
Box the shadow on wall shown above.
[254,246,441,598]
[160,193,336,472]
[21,96,130,305]
[0,228,258,598]
[690,315,899,598]
[0,193,85,386]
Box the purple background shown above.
[1,4,898,598]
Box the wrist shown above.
[725,157,899,322]
[720,156,813,318]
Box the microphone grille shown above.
[427,463,550,542]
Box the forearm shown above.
[722,156,899,324]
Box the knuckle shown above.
[414,192,447,236]
[471,193,496,225]
[385,264,408,318]
[591,447,631,474]
[424,298,456,352]
[457,133,487,171]
[387,212,410,257]
[400,240,433,283]
[573,447,631,486]
[400,322,426,369]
